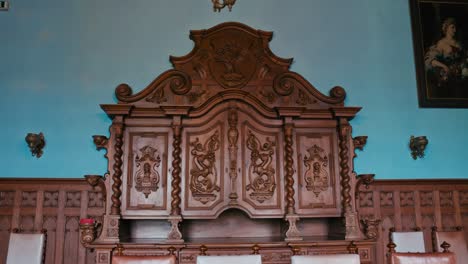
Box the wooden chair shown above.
[388,252,456,264]
[389,228,426,253]
[432,226,468,264]
[6,228,47,264]
[291,254,360,264]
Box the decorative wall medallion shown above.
[303,145,329,197]
[190,131,221,204]
[208,40,258,88]
[245,130,276,203]
[134,146,161,198]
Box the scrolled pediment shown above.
[107,22,349,118]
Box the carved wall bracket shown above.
[410,135,428,160]
[25,132,45,158]
[352,136,368,154]
[360,217,381,240]
[212,0,236,12]
[79,219,102,247]
[85,174,107,204]
[355,174,375,199]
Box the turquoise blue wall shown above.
[1,0,466,179]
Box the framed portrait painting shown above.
[409,0,468,108]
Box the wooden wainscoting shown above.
[357,179,468,263]
[1,178,467,264]
[0,178,105,264]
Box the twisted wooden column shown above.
[170,123,182,216]
[338,119,352,213]
[111,121,124,215]
[168,117,183,242]
[284,124,295,215]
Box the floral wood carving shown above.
[190,131,221,204]
[303,145,329,197]
[134,146,161,198]
[246,130,276,203]
[228,109,239,201]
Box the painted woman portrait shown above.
[424,17,468,98]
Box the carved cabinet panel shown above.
[294,128,341,216]
[122,127,172,216]
[181,105,285,218]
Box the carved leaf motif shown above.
[146,87,167,104]
[189,131,221,204]
[440,191,453,207]
[21,191,37,207]
[0,191,15,207]
[43,191,59,207]
[400,191,415,207]
[245,130,276,203]
[88,191,104,207]
[134,146,161,198]
[420,191,433,207]
[460,191,468,206]
[66,192,81,208]
[359,191,374,208]
[303,145,329,197]
[380,192,394,207]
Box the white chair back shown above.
[197,255,262,264]
[291,254,360,264]
[391,231,425,253]
[6,233,45,264]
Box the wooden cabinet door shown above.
[121,126,172,217]
[294,126,341,216]
[181,105,285,218]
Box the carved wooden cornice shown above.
[100,22,358,120]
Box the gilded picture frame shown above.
[409,0,468,108]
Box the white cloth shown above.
[391,231,426,253]
[6,233,45,264]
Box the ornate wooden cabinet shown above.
[84,22,376,263]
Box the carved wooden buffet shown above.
[84,22,377,264]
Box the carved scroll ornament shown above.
[134,146,161,198]
[246,130,276,203]
[190,131,221,204]
[303,145,329,197]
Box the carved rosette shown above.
[228,109,239,201]
[111,121,124,215]
[303,145,329,197]
[246,130,276,203]
[134,146,161,198]
[189,131,221,204]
